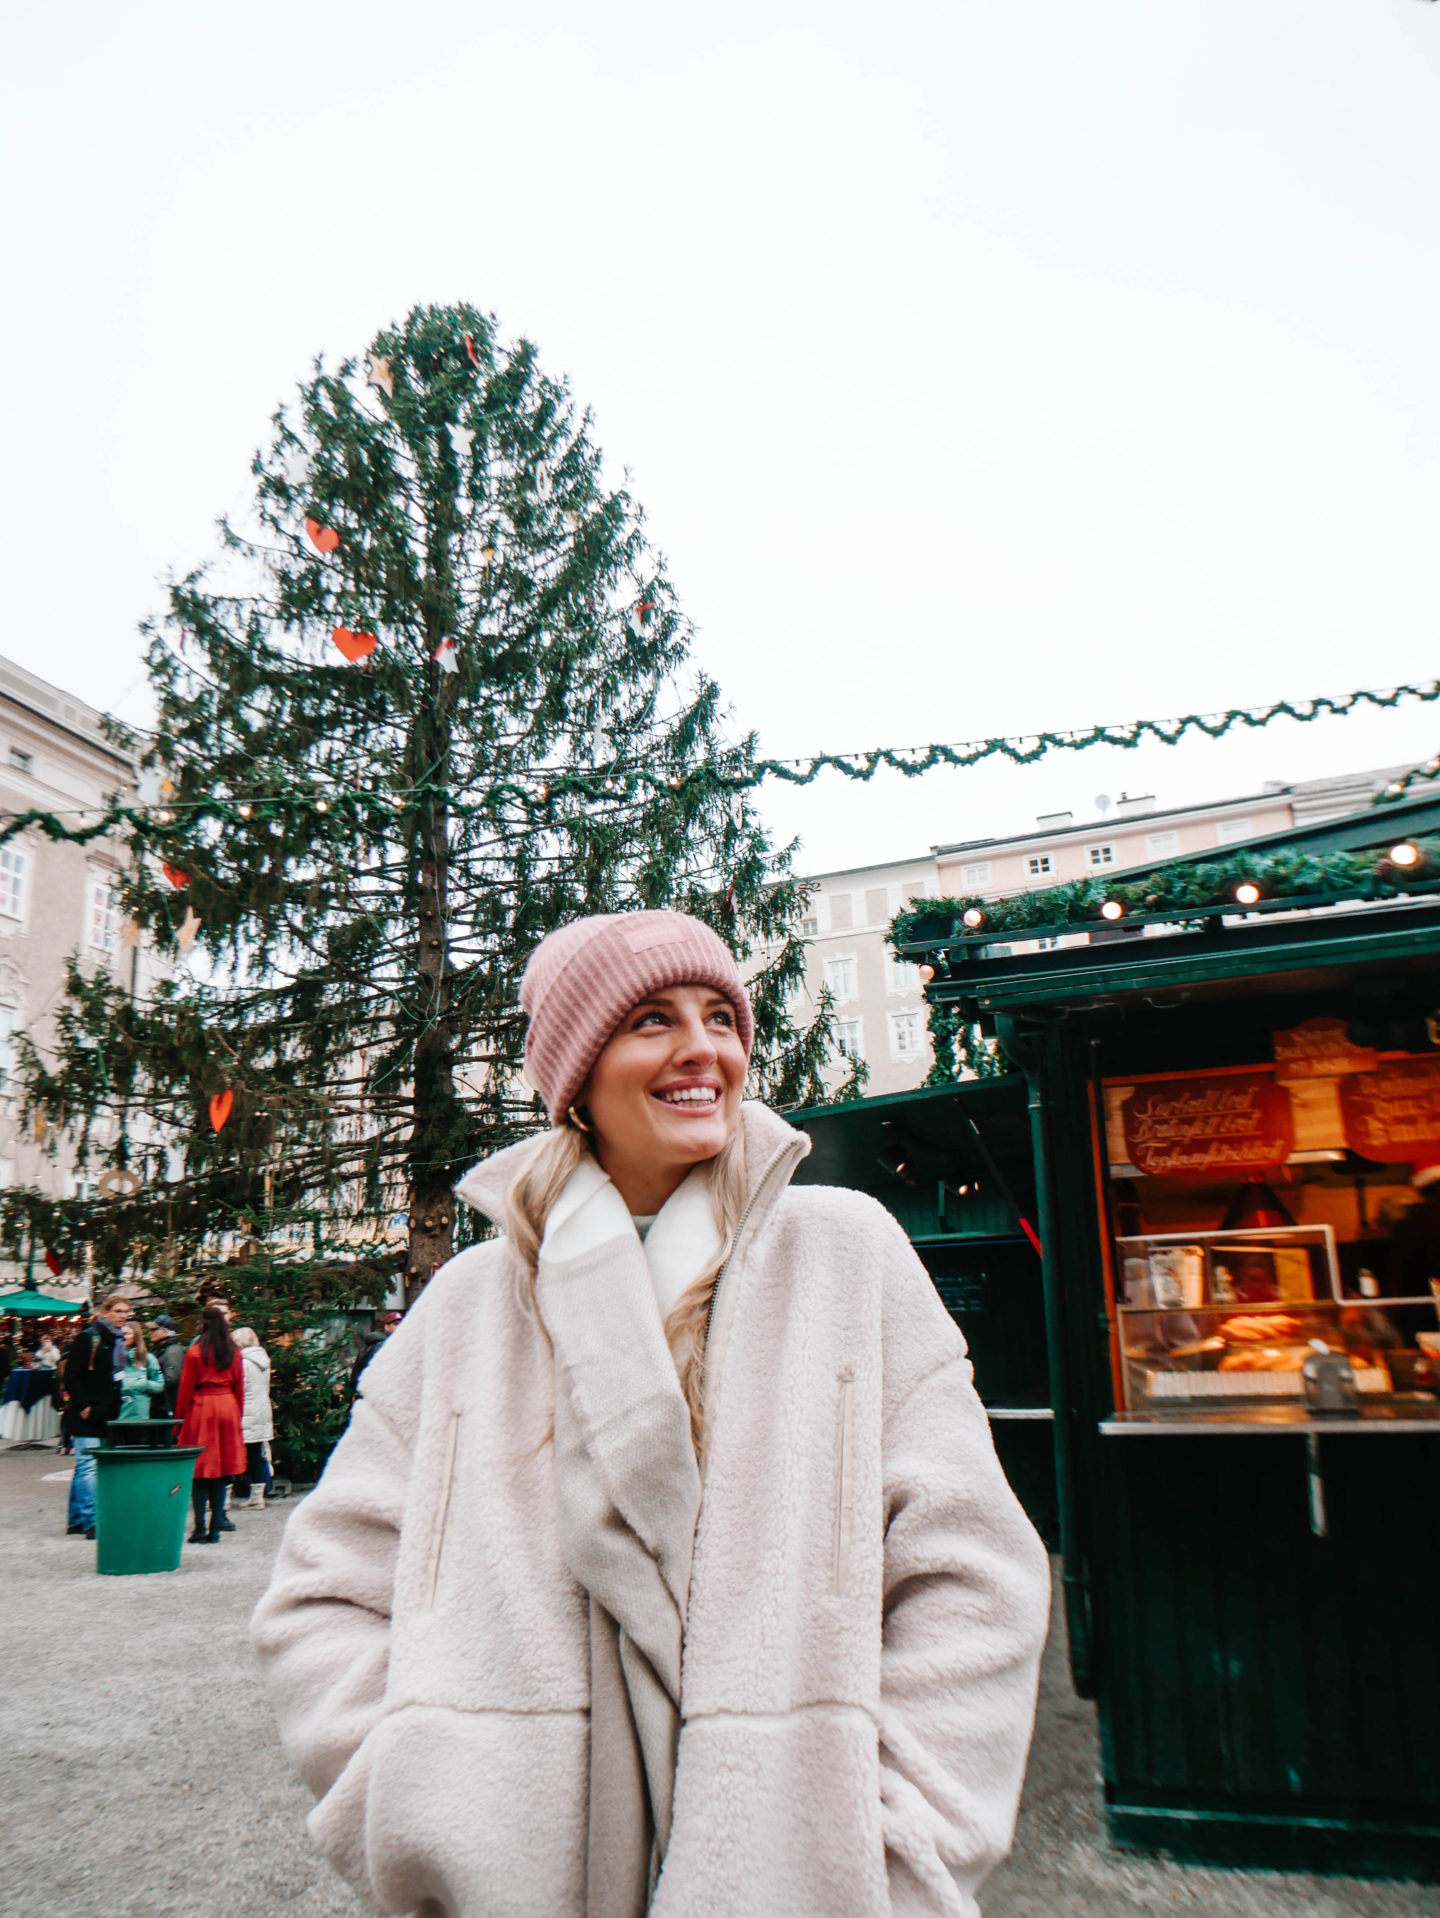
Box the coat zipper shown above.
[833,1374,855,1597]
[425,1410,461,1610]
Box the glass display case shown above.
[1104,1048,1440,1418]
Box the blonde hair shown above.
[506,1117,749,1454]
[232,1326,259,1350]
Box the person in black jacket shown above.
[62,1293,130,1537]
[148,1316,187,1418]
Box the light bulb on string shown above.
[1234,882,1261,906]
[918,963,936,983]
[962,907,985,929]
[1390,842,1421,867]
[1100,900,1124,921]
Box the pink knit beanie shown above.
[520,910,754,1123]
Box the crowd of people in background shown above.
[0,1295,279,1545]
[3,1298,390,1547]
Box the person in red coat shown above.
[176,1303,246,1543]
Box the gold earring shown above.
[567,1106,594,1133]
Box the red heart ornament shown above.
[333,625,378,663]
[305,518,340,554]
[162,863,189,889]
[209,1090,234,1133]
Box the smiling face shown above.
[579,983,748,1215]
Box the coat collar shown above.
[453,1101,811,1240]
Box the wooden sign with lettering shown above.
[1340,1056,1440,1163]
[1120,1073,1295,1177]
[1273,1016,1378,1080]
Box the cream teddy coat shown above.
[251,1102,1050,1918]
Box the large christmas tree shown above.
[12,302,854,1312]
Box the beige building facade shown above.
[0,655,152,1299]
[793,766,1432,1099]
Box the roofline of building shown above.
[0,686,136,773]
[928,768,1419,859]
[801,853,936,885]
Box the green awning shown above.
[0,1290,85,1316]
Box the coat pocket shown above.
[832,1372,855,1597]
[424,1410,461,1611]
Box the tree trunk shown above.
[405,806,457,1308]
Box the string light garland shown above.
[894,837,1440,953]
[3,673,1439,855]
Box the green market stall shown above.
[888,790,1440,1880]
[789,1076,1056,1547]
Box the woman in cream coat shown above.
[253,910,1050,1918]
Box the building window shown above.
[799,915,819,937]
[886,955,921,994]
[961,861,992,888]
[834,1017,864,1062]
[889,1009,925,1057]
[8,747,32,774]
[0,846,28,921]
[1086,844,1115,869]
[824,954,858,1001]
[864,886,889,925]
[1145,830,1180,860]
[1215,817,1254,847]
[1026,854,1053,877]
[0,1007,14,1092]
[828,893,854,930]
[87,871,118,951]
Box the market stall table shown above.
[0,1367,60,1444]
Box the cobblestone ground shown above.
[2,1444,1435,1917]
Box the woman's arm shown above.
[878,1243,1051,1916]
[174,1347,199,1421]
[250,1321,421,1805]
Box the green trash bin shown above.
[94,1442,204,1575]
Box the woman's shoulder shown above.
[413,1236,515,1315]
[772,1181,912,1246]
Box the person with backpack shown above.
[61,1292,130,1537]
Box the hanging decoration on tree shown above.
[723,880,737,918]
[332,625,379,664]
[177,906,203,952]
[364,353,395,399]
[304,518,341,554]
[463,330,482,370]
[43,1247,64,1277]
[98,1167,142,1199]
[208,1089,234,1133]
[434,638,459,676]
[32,1111,47,1141]
[162,862,189,889]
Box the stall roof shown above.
[787,1075,1036,1236]
[904,790,1440,1016]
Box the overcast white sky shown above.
[4,0,1440,873]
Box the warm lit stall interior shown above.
[1102,1018,1440,1414]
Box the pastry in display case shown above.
[1115,1228,1440,1409]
